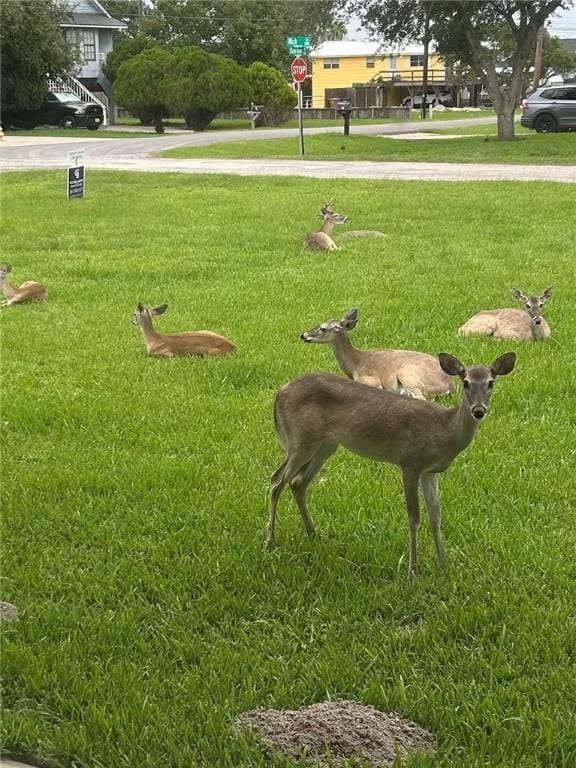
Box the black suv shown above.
[520,84,576,132]
[2,91,104,130]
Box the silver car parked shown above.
[520,84,576,133]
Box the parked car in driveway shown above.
[520,84,576,132]
[2,91,104,130]
[402,90,454,109]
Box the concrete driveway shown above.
[1,118,574,182]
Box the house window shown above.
[323,58,340,70]
[366,57,375,68]
[410,55,425,67]
[65,29,96,62]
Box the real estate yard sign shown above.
[67,150,85,199]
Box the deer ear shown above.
[512,287,527,302]
[438,353,465,378]
[341,308,358,329]
[152,304,168,316]
[491,352,516,377]
[137,302,145,312]
[540,286,553,302]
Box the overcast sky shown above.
[346,6,576,41]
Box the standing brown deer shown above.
[131,303,236,358]
[265,352,516,580]
[0,265,47,306]
[301,308,453,399]
[303,200,349,251]
[459,287,552,341]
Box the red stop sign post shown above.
[291,57,308,155]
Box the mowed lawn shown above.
[162,128,576,164]
[1,171,575,768]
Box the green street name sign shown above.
[286,35,311,55]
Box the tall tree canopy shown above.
[103,0,347,69]
[0,0,78,113]
[351,0,574,140]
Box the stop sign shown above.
[291,57,307,83]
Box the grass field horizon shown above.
[1,171,575,767]
[161,126,576,164]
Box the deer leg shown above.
[290,442,337,539]
[265,448,316,551]
[402,467,421,581]
[420,472,447,568]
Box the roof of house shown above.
[61,13,127,29]
[558,37,576,51]
[309,40,431,58]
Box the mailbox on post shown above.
[337,99,353,136]
[246,102,263,130]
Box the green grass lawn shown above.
[1,171,575,768]
[161,128,576,165]
[3,127,157,139]
[115,109,495,132]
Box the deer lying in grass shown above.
[266,352,516,580]
[0,265,47,306]
[303,200,349,251]
[301,308,453,399]
[131,303,236,358]
[459,287,552,341]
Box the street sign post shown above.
[67,149,85,199]
[290,58,308,156]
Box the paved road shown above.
[1,117,574,182]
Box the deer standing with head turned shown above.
[266,352,516,581]
[303,200,349,251]
[0,265,47,307]
[301,308,453,399]
[459,287,552,341]
[131,303,236,358]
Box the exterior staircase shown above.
[47,75,109,126]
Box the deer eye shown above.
[526,302,531,308]
[538,302,543,308]
[487,380,495,389]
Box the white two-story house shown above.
[56,0,127,123]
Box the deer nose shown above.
[472,406,487,420]
[300,333,310,342]
[533,317,542,325]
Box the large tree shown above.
[114,47,173,132]
[0,0,78,114]
[352,0,574,140]
[165,47,252,130]
[247,62,297,126]
[110,0,347,69]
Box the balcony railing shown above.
[368,68,448,85]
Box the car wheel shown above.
[87,124,100,131]
[534,113,558,133]
[403,99,412,109]
[59,116,77,129]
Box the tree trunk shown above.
[496,107,516,140]
[153,109,164,134]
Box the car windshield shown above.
[52,92,83,104]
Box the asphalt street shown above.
[1,117,574,182]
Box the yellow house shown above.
[310,40,447,109]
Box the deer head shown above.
[512,287,552,328]
[439,352,516,421]
[131,302,168,326]
[301,308,358,343]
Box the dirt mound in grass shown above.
[237,699,436,767]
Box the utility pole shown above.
[532,26,545,91]
[420,6,431,120]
